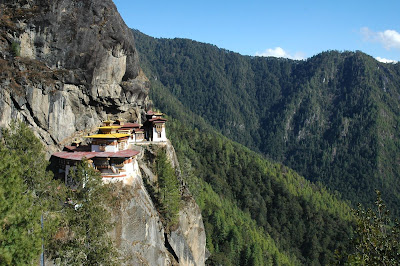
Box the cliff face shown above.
[0,0,149,153]
[0,1,206,264]
[112,142,206,265]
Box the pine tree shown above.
[1,121,62,207]
[48,159,120,265]
[156,150,181,228]
[0,145,42,265]
[1,121,64,256]
[0,121,63,265]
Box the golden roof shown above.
[84,133,130,139]
[97,126,122,129]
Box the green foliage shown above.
[168,118,353,264]
[0,121,121,264]
[156,150,181,228]
[2,121,61,207]
[184,163,298,265]
[345,191,400,265]
[11,41,20,57]
[48,159,120,265]
[0,146,42,265]
[0,121,62,265]
[133,29,400,216]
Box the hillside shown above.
[167,117,354,265]
[133,29,400,214]
[0,1,394,264]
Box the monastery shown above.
[52,111,167,185]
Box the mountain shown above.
[132,29,400,215]
[130,31,358,265]
[0,1,387,264]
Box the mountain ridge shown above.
[133,28,400,215]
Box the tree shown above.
[1,121,63,256]
[1,121,61,206]
[0,121,64,265]
[156,150,181,228]
[48,159,120,265]
[0,146,42,265]
[346,190,400,265]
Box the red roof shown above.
[64,145,77,151]
[53,150,140,161]
[119,122,140,129]
[149,117,167,122]
[53,151,96,160]
[94,150,140,158]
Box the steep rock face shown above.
[168,198,206,266]
[109,178,172,266]
[110,152,206,265]
[0,0,149,153]
[165,141,206,266]
[138,142,207,266]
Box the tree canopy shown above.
[344,191,400,265]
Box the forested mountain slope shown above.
[129,32,356,263]
[133,29,400,214]
[167,117,354,265]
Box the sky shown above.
[113,0,400,63]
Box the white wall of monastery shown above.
[152,127,167,142]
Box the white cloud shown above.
[361,27,400,50]
[255,47,305,60]
[375,57,397,64]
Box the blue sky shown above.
[113,0,400,63]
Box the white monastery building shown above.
[52,111,167,185]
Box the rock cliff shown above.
[112,142,206,265]
[137,141,207,266]
[0,0,149,154]
[0,0,206,264]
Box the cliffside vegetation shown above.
[0,122,120,265]
[133,29,400,217]
[48,159,121,265]
[155,149,181,228]
[0,141,42,264]
[0,122,60,265]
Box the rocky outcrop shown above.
[0,0,150,153]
